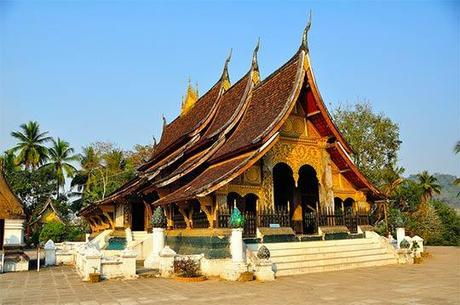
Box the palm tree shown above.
[0,150,20,173]
[454,141,460,154]
[417,170,441,204]
[41,138,79,197]
[10,121,51,169]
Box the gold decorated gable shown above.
[0,171,25,219]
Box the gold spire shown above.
[221,49,232,91]
[251,38,261,84]
[180,78,199,116]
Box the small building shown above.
[79,21,383,238]
[0,170,29,272]
[29,197,64,228]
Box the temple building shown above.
[0,170,29,272]
[79,21,383,238]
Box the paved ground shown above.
[0,246,459,305]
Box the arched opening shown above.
[298,165,319,234]
[344,198,355,214]
[334,197,343,214]
[243,193,258,213]
[0,219,4,249]
[298,165,319,211]
[131,201,145,231]
[227,192,243,211]
[273,163,295,211]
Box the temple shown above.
[79,19,383,238]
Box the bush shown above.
[173,257,201,278]
[39,221,67,243]
[66,226,86,241]
[430,200,460,246]
[406,202,442,244]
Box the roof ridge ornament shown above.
[251,38,261,84]
[221,48,232,90]
[300,10,312,53]
[162,114,167,129]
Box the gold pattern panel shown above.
[244,165,261,185]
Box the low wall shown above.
[165,229,231,259]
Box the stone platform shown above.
[0,247,458,305]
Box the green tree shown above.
[4,166,57,218]
[41,138,79,197]
[430,200,460,246]
[332,102,402,187]
[10,121,51,170]
[39,221,67,243]
[454,141,460,188]
[70,142,135,210]
[417,171,441,204]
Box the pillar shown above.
[230,228,244,263]
[144,228,165,269]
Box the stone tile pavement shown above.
[0,246,459,305]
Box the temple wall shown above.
[217,111,371,212]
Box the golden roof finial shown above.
[221,48,232,90]
[251,38,261,84]
[180,77,199,116]
[301,10,312,52]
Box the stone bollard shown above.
[121,249,138,279]
[44,240,56,266]
[396,227,405,249]
[144,228,165,269]
[159,246,176,278]
[254,245,275,281]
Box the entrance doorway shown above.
[298,165,319,234]
[0,219,4,249]
[131,203,145,231]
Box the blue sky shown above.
[0,1,459,176]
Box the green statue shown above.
[229,207,245,229]
[151,206,167,228]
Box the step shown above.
[267,242,381,256]
[262,238,375,250]
[274,253,396,270]
[270,248,388,263]
[275,257,397,276]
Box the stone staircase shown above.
[254,237,398,277]
[131,231,149,241]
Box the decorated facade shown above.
[79,19,383,236]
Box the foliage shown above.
[430,200,460,246]
[71,142,136,209]
[151,206,167,228]
[229,207,245,228]
[332,102,401,187]
[4,166,57,217]
[126,144,154,168]
[391,179,423,212]
[173,257,201,277]
[9,121,51,170]
[66,226,86,241]
[412,173,460,208]
[40,138,78,196]
[39,221,67,243]
[416,171,441,204]
[405,202,442,244]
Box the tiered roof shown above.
[79,19,382,216]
